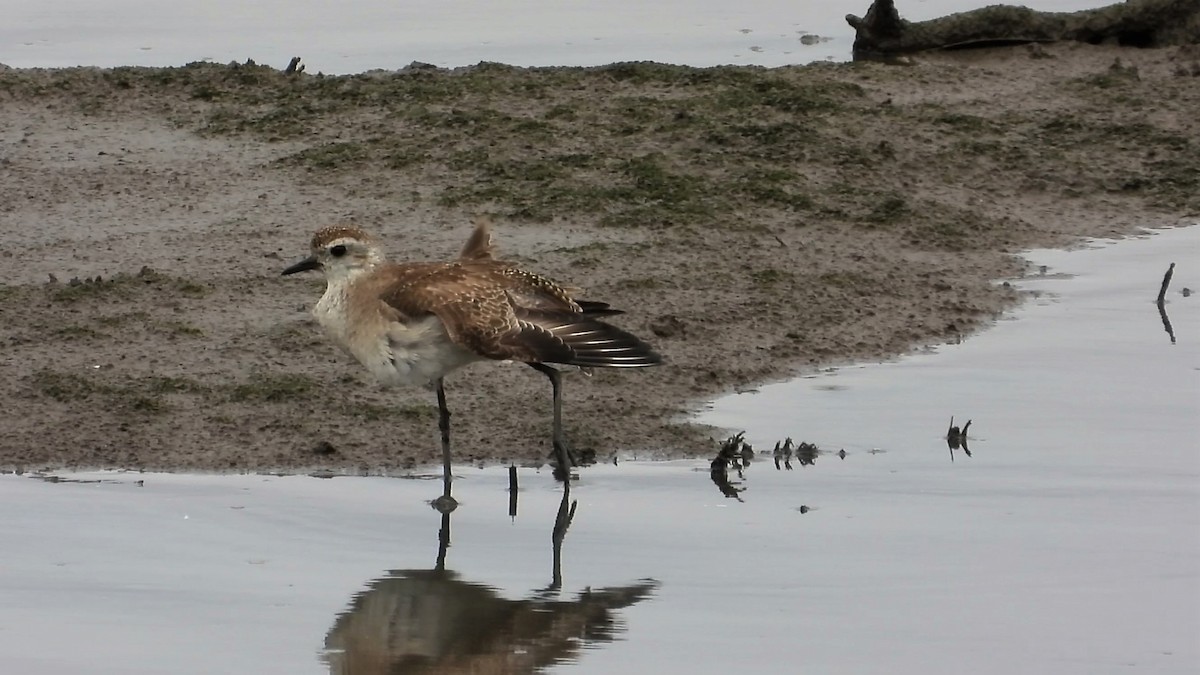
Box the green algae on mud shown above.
[8,53,1193,230]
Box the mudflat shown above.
[1,43,1196,472]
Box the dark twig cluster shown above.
[946,416,972,461]
[772,438,822,469]
[710,433,751,501]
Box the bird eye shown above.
[330,244,347,258]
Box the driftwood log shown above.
[846,0,1200,57]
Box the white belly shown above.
[313,290,479,388]
[379,314,481,387]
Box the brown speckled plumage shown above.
[283,216,661,472]
[365,259,623,366]
[287,217,661,382]
[311,224,374,250]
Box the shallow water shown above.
[3,227,1197,673]
[703,226,1200,461]
[6,0,1113,73]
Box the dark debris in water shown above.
[771,437,822,469]
[709,432,832,501]
[710,433,749,501]
[712,424,971,501]
[22,472,143,487]
[773,438,794,470]
[946,416,973,461]
[713,432,752,475]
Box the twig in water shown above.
[946,417,972,460]
[508,464,518,520]
[1157,262,1175,304]
[1157,263,1177,344]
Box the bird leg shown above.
[435,378,453,485]
[528,363,574,478]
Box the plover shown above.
[282,218,662,476]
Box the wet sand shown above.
[1,42,1197,471]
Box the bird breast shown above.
[312,284,478,387]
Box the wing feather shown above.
[370,260,660,367]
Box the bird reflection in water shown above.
[323,464,658,674]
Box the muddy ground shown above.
[1,42,1197,473]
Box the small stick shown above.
[508,464,518,519]
[1157,262,1175,305]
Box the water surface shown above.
[3,228,1198,674]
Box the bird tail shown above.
[576,299,624,317]
[515,306,662,368]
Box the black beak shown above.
[281,256,321,276]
